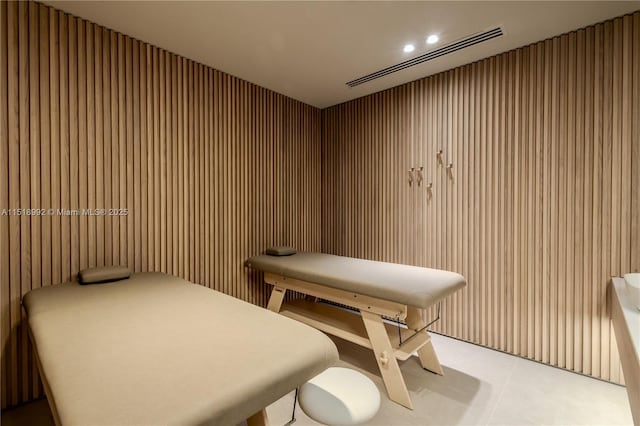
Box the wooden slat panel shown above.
[109,31,118,266]
[322,12,639,384]
[59,9,69,284]
[94,24,103,267]
[1,1,322,408]
[77,19,87,272]
[18,1,31,401]
[86,21,95,268]
[125,36,134,271]
[68,14,78,282]
[0,0,10,408]
[139,41,148,272]
[632,10,640,274]
[28,2,42,398]
[7,0,20,406]
[117,33,126,268]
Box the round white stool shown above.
[298,367,381,425]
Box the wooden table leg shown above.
[405,307,444,375]
[247,408,269,426]
[361,310,413,409]
[266,286,286,312]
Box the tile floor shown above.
[267,334,632,426]
[1,333,633,426]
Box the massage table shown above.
[22,269,338,426]
[245,250,466,409]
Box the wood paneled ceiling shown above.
[42,2,640,108]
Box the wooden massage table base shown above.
[247,409,270,426]
[264,272,444,410]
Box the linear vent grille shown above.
[346,27,504,87]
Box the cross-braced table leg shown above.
[405,307,444,375]
[361,310,413,409]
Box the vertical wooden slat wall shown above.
[322,12,640,384]
[0,1,322,408]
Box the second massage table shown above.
[245,250,466,409]
[22,270,338,426]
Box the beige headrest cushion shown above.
[266,246,297,256]
[78,266,131,284]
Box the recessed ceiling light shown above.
[426,34,439,44]
[403,44,415,53]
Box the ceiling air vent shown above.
[346,27,504,88]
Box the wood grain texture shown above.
[322,11,639,384]
[1,0,10,410]
[0,1,321,408]
[633,13,640,274]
